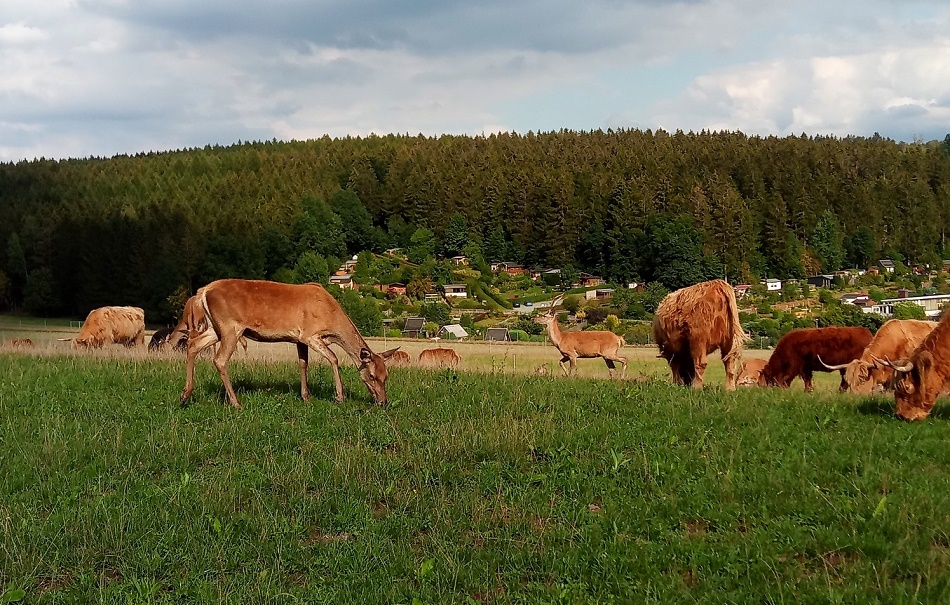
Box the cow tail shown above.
[724,281,744,364]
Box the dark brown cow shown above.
[653,279,745,390]
[177,279,399,408]
[876,311,950,421]
[758,326,873,392]
[418,347,462,369]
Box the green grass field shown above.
[2,349,950,604]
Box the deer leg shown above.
[212,331,243,408]
[309,338,345,402]
[559,355,571,376]
[605,358,616,378]
[180,329,219,405]
[297,342,310,402]
[568,355,578,376]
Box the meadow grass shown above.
[2,351,950,603]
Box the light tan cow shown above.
[418,347,462,369]
[737,358,768,387]
[653,280,744,390]
[73,306,145,349]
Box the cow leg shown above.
[180,329,220,405]
[559,355,571,376]
[722,353,740,391]
[297,342,311,402]
[309,338,345,402]
[691,351,708,389]
[212,332,243,408]
[667,355,684,385]
[802,369,814,393]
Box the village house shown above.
[585,288,614,300]
[450,255,469,266]
[579,273,604,287]
[376,282,407,296]
[806,275,833,289]
[443,284,468,298]
[329,273,355,290]
[733,284,752,299]
[761,278,782,292]
[878,259,896,274]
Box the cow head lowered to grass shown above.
[875,312,950,421]
[175,279,400,408]
[817,319,935,395]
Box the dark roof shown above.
[484,327,510,341]
[403,317,425,331]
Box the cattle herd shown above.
[4,277,949,420]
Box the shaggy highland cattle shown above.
[72,306,146,349]
[818,319,935,394]
[3,338,34,348]
[737,357,769,387]
[177,279,399,408]
[534,299,626,378]
[758,326,873,392]
[875,312,950,421]
[653,279,745,390]
[418,347,462,369]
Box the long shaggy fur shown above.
[653,279,745,390]
[759,326,872,392]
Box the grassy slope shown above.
[2,354,950,603]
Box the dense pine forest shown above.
[2,129,950,322]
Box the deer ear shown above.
[379,347,400,360]
[360,348,373,363]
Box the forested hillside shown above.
[2,129,949,321]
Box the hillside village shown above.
[323,249,950,348]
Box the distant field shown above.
[2,349,949,603]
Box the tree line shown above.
[1,130,949,322]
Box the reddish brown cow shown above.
[876,312,950,421]
[177,279,399,408]
[418,347,462,369]
[818,319,935,394]
[758,326,873,392]
[653,279,745,390]
[737,358,768,387]
[72,306,145,349]
[4,338,34,348]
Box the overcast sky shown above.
[2,1,948,162]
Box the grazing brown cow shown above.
[818,319,935,394]
[72,306,145,349]
[534,298,626,378]
[387,350,412,367]
[653,279,745,390]
[875,312,950,421]
[758,326,873,392]
[418,347,462,369]
[4,338,34,348]
[737,358,768,387]
[177,279,399,408]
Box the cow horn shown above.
[817,355,850,371]
[872,354,914,373]
[57,338,73,341]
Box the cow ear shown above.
[379,347,400,360]
[360,348,374,363]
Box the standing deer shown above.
[175,279,399,408]
[533,299,627,378]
